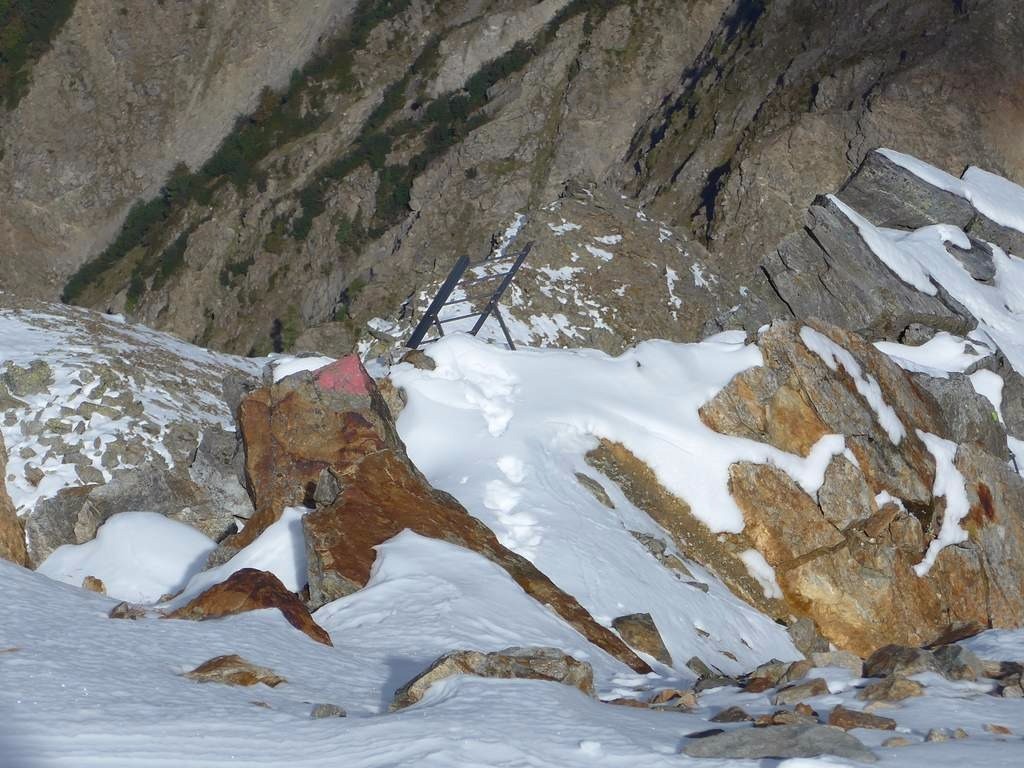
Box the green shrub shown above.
[0,0,77,108]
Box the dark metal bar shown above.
[406,255,471,349]
[493,306,516,351]
[469,242,533,337]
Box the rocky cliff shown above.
[8,0,1019,358]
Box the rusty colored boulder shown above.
[828,705,896,731]
[228,356,403,551]
[167,568,332,647]
[392,647,594,710]
[184,654,286,687]
[0,433,29,567]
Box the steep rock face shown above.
[627,0,1024,278]
[234,354,650,673]
[0,0,352,298]
[53,0,730,355]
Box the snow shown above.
[969,369,1004,422]
[584,243,614,261]
[879,148,1024,237]
[386,333,879,673]
[800,326,906,444]
[832,193,1024,374]
[874,332,991,378]
[37,512,216,604]
[548,219,581,235]
[594,234,622,245]
[665,267,683,310]
[167,506,308,607]
[739,549,783,600]
[913,431,971,577]
[271,355,336,382]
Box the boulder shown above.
[167,568,332,647]
[224,356,403,554]
[184,655,285,687]
[863,645,938,678]
[836,150,975,230]
[683,724,877,763]
[236,355,650,673]
[856,676,924,702]
[828,705,897,731]
[0,433,29,567]
[754,709,819,727]
[771,678,830,706]
[392,647,594,710]
[931,644,985,681]
[611,613,672,666]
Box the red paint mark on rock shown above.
[316,356,372,395]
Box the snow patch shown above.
[913,431,971,577]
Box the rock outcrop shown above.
[392,646,595,710]
[233,356,650,673]
[167,568,332,647]
[595,319,1024,656]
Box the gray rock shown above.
[309,703,347,719]
[863,645,938,678]
[222,372,258,426]
[945,236,997,283]
[392,647,594,710]
[932,644,985,681]
[683,724,877,763]
[2,361,54,397]
[771,678,830,706]
[967,213,1024,263]
[788,617,830,657]
[611,612,672,666]
[760,196,974,341]
[25,466,235,565]
[188,425,253,528]
[911,372,1008,459]
[837,151,975,230]
[312,467,342,509]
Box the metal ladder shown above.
[406,240,533,351]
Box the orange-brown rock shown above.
[0,433,29,567]
[229,356,404,551]
[184,654,286,687]
[168,568,332,647]
[392,647,593,710]
[828,705,896,731]
[231,355,648,673]
[82,576,106,594]
[303,449,649,672]
[597,319,1024,656]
